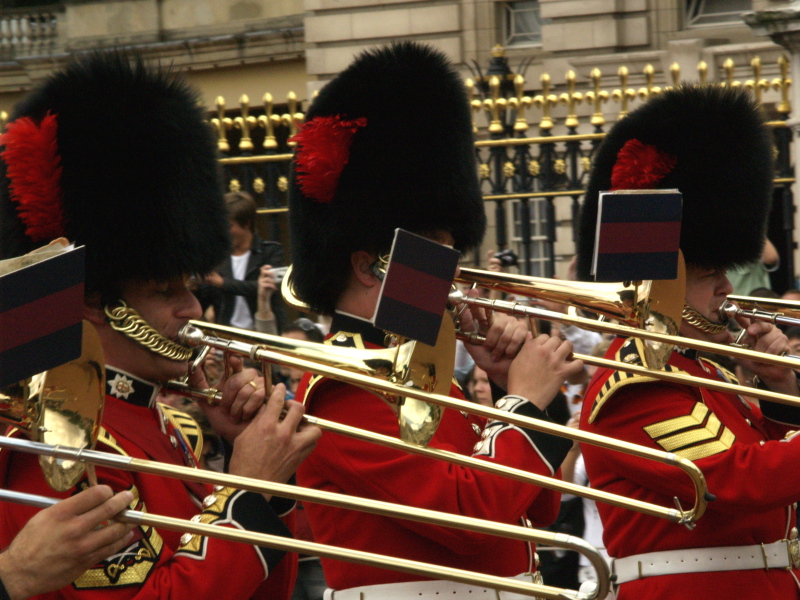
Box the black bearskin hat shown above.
[288,42,485,315]
[575,85,774,281]
[0,51,230,297]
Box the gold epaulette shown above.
[588,338,683,424]
[157,403,203,461]
[97,427,129,456]
[303,330,366,401]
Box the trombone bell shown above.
[0,321,104,491]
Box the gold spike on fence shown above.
[207,54,793,203]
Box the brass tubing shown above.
[179,324,710,526]
[162,381,684,524]
[0,436,608,600]
[450,290,800,374]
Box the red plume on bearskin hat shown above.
[575,85,774,281]
[0,51,230,298]
[288,42,486,315]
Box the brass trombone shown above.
[0,321,104,491]
[452,269,800,408]
[724,295,800,330]
[177,321,710,527]
[0,434,610,600]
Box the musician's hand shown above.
[460,290,528,389]
[0,486,135,600]
[507,333,584,411]
[229,384,321,498]
[190,355,266,441]
[734,318,799,396]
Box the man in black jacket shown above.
[201,191,288,332]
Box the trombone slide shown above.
[179,323,710,527]
[0,435,609,600]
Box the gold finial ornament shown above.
[773,55,791,114]
[283,92,304,148]
[638,64,661,99]
[612,66,636,119]
[491,44,506,58]
[253,177,265,194]
[533,73,557,131]
[211,96,232,153]
[697,61,708,84]
[745,56,769,103]
[0,111,8,132]
[234,94,257,153]
[483,76,507,135]
[508,74,533,133]
[258,93,281,151]
[559,70,583,129]
[722,58,739,88]
[669,62,680,88]
[465,79,482,133]
[585,68,609,127]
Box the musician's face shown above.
[106,277,202,382]
[680,266,733,343]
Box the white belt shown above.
[325,573,540,600]
[612,540,800,585]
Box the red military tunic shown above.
[295,313,573,590]
[580,336,800,599]
[0,367,296,600]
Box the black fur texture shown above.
[575,85,774,281]
[0,51,230,296]
[288,42,485,315]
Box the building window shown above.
[685,0,751,27]
[502,1,542,47]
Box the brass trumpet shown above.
[177,321,710,527]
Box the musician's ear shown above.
[82,293,106,325]
[351,250,380,287]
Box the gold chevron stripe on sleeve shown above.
[676,428,735,461]
[656,412,723,451]
[643,402,735,460]
[643,403,709,438]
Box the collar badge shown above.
[108,373,135,399]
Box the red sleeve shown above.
[0,449,290,600]
[582,379,800,514]
[299,380,563,552]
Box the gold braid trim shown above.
[105,301,193,362]
[682,304,729,335]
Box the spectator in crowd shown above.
[201,191,289,333]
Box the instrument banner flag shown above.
[374,229,459,346]
[592,189,682,282]
[0,243,84,387]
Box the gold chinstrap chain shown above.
[682,304,729,335]
[105,301,194,362]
